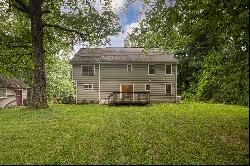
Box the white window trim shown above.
[165,64,172,75]
[145,84,150,91]
[81,65,95,76]
[83,84,94,91]
[165,83,172,95]
[127,64,133,71]
[148,64,155,75]
[0,88,7,98]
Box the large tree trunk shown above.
[30,0,48,108]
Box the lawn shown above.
[0,102,248,165]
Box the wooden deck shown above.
[108,91,150,106]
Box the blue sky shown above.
[108,0,143,47]
[73,0,143,52]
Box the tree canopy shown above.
[0,0,120,108]
[129,0,249,105]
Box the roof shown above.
[0,75,29,88]
[70,48,178,64]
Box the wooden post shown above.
[113,92,117,102]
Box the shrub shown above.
[60,94,76,104]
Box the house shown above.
[0,76,29,108]
[70,48,180,104]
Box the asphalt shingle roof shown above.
[0,75,28,88]
[70,48,178,64]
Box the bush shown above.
[23,99,28,106]
[60,94,76,104]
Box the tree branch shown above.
[42,9,50,15]
[7,44,32,49]
[1,40,31,44]
[43,23,87,41]
[15,0,29,9]
[85,0,92,13]
[11,0,30,14]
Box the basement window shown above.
[127,64,132,71]
[145,84,150,91]
[0,88,7,98]
[83,84,93,91]
[165,84,172,95]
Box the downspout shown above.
[175,64,178,103]
[21,89,23,105]
[75,81,77,104]
[72,65,77,104]
[99,63,101,101]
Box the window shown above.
[83,84,93,91]
[165,65,172,75]
[165,84,172,95]
[82,65,95,76]
[145,84,150,91]
[127,64,132,71]
[148,64,155,75]
[0,88,7,98]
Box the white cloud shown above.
[105,21,141,47]
[111,0,127,14]
[124,22,141,35]
[92,0,127,14]
[73,0,145,50]
[107,33,126,47]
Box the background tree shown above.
[46,51,75,104]
[129,0,249,105]
[0,0,120,108]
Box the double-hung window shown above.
[165,65,172,75]
[82,65,95,76]
[0,88,7,98]
[148,64,155,75]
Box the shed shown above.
[0,75,29,108]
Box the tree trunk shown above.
[30,0,48,108]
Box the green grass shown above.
[0,102,248,165]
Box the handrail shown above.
[109,91,150,105]
[112,91,150,93]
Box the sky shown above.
[73,0,144,52]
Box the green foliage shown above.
[0,0,121,107]
[59,94,75,104]
[196,48,249,106]
[0,4,33,83]
[129,0,249,106]
[0,103,248,164]
[46,55,75,103]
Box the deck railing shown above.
[109,91,150,105]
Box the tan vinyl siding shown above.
[0,88,15,108]
[73,63,177,103]
[0,96,16,108]
[0,88,27,108]
[100,63,176,102]
[73,64,99,102]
